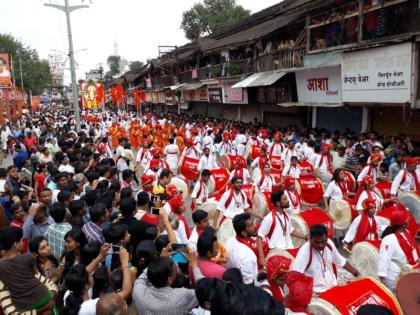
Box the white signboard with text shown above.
[341,42,412,103]
[295,66,342,104]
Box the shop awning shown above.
[278,102,343,108]
[232,70,287,88]
[176,82,205,91]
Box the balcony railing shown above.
[198,59,253,80]
[151,75,176,89]
[254,48,305,72]
[179,70,194,84]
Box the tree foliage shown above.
[181,0,250,40]
[106,55,121,77]
[0,33,52,95]
[129,61,144,71]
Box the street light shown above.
[44,0,89,131]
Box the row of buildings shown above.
[112,0,420,139]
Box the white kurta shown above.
[390,169,420,195]
[191,180,210,204]
[378,232,419,290]
[314,154,332,173]
[285,189,301,214]
[226,237,258,284]
[217,189,250,219]
[181,147,201,159]
[357,165,378,183]
[229,168,251,184]
[343,215,385,243]
[197,155,218,171]
[136,148,152,165]
[268,142,285,157]
[256,174,275,193]
[281,148,299,166]
[282,165,301,178]
[188,227,200,252]
[323,181,345,201]
[291,239,346,293]
[258,211,294,249]
[164,144,180,170]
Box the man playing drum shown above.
[198,147,218,172]
[257,190,308,267]
[180,138,201,159]
[343,198,385,251]
[390,157,420,197]
[229,160,251,184]
[378,206,420,290]
[323,168,355,212]
[281,140,299,167]
[256,163,276,193]
[213,176,259,229]
[314,144,333,183]
[282,156,301,180]
[191,169,212,211]
[291,224,360,294]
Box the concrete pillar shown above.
[311,107,317,128]
[361,106,368,132]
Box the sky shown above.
[1,0,280,83]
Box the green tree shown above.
[0,33,51,95]
[107,55,121,77]
[129,61,144,71]
[181,0,250,40]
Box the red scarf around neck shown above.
[336,180,348,198]
[354,213,378,244]
[286,189,301,208]
[224,189,246,209]
[395,230,420,265]
[258,156,268,170]
[235,236,258,257]
[318,153,331,169]
[267,281,285,303]
[269,142,283,157]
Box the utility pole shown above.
[44,0,89,131]
[19,58,24,91]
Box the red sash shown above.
[286,189,301,208]
[267,210,289,240]
[318,153,332,169]
[224,189,246,209]
[269,142,283,157]
[395,230,420,265]
[178,214,191,239]
[412,171,420,191]
[258,174,272,188]
[337,180,348,198]
[258,157,268,170]
[354,213,378,244]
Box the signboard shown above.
[165,92,174,105]
[296,66,342,104]
[208,88,222,103]
[0,53,12,88]
[158,90,166,104]
[341,42,412,103]
[192,86,208,102]
[225,84,243,102]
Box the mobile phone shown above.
[171,243,187,252]
[151,207,160,215]
[112,244,121,253]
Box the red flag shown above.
[31,96,41,112]
[116,83,123,105]
[134,88,140,109]
[96,84,105,105]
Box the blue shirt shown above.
[13,150,28,170]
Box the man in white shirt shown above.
[357,153,382,185]
[282,156,301,179]
[255,163,275,193]
[390,157,420,196]
[197,148,218,171]
[181,138,201,159]
[163,138,180,173]
[229,161,251,184]
[216,132,234,156]
[191,169,212,210]
[281,140,298,166]
[58,154,75,174]
[267,132,285,158]
[291,224,359,294]
[202,130,214,150]
[135,139,152,170]
[115,138,126,158]
[225,212,258,284]
[257,190,308,267]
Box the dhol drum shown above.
[219,155,247,171]
[378,205,419,238]
[298,160,315,177]
[209,168,230,194]
[348,240,381,279]
[395,268,420,315]
[200,199,219,226]
[308,277,404,315]
[398,191,420,225]
[295,177,324,204]
[289,208,334,247]
[269,155,282,170]
[328,199,357,230]
[170,176,189,200]
[245,145,261,160]
[374,182,392,200]
[178,156,199,181]
[217,218,235,246]
[266,247,297,261]
[343,170,356,192]
[319,171,333,186]
[252,191,272,220]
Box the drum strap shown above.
[354,213,378,244]
[224,189,246,210]
[395,231,420,265]
[267,210,288,239]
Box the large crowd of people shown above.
[0,107,418,315]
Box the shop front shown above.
[341,42,415,135]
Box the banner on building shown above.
[296,66,342,104]
[208,88,223,103]
[341,42,412,103]
[0,53,12,88]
